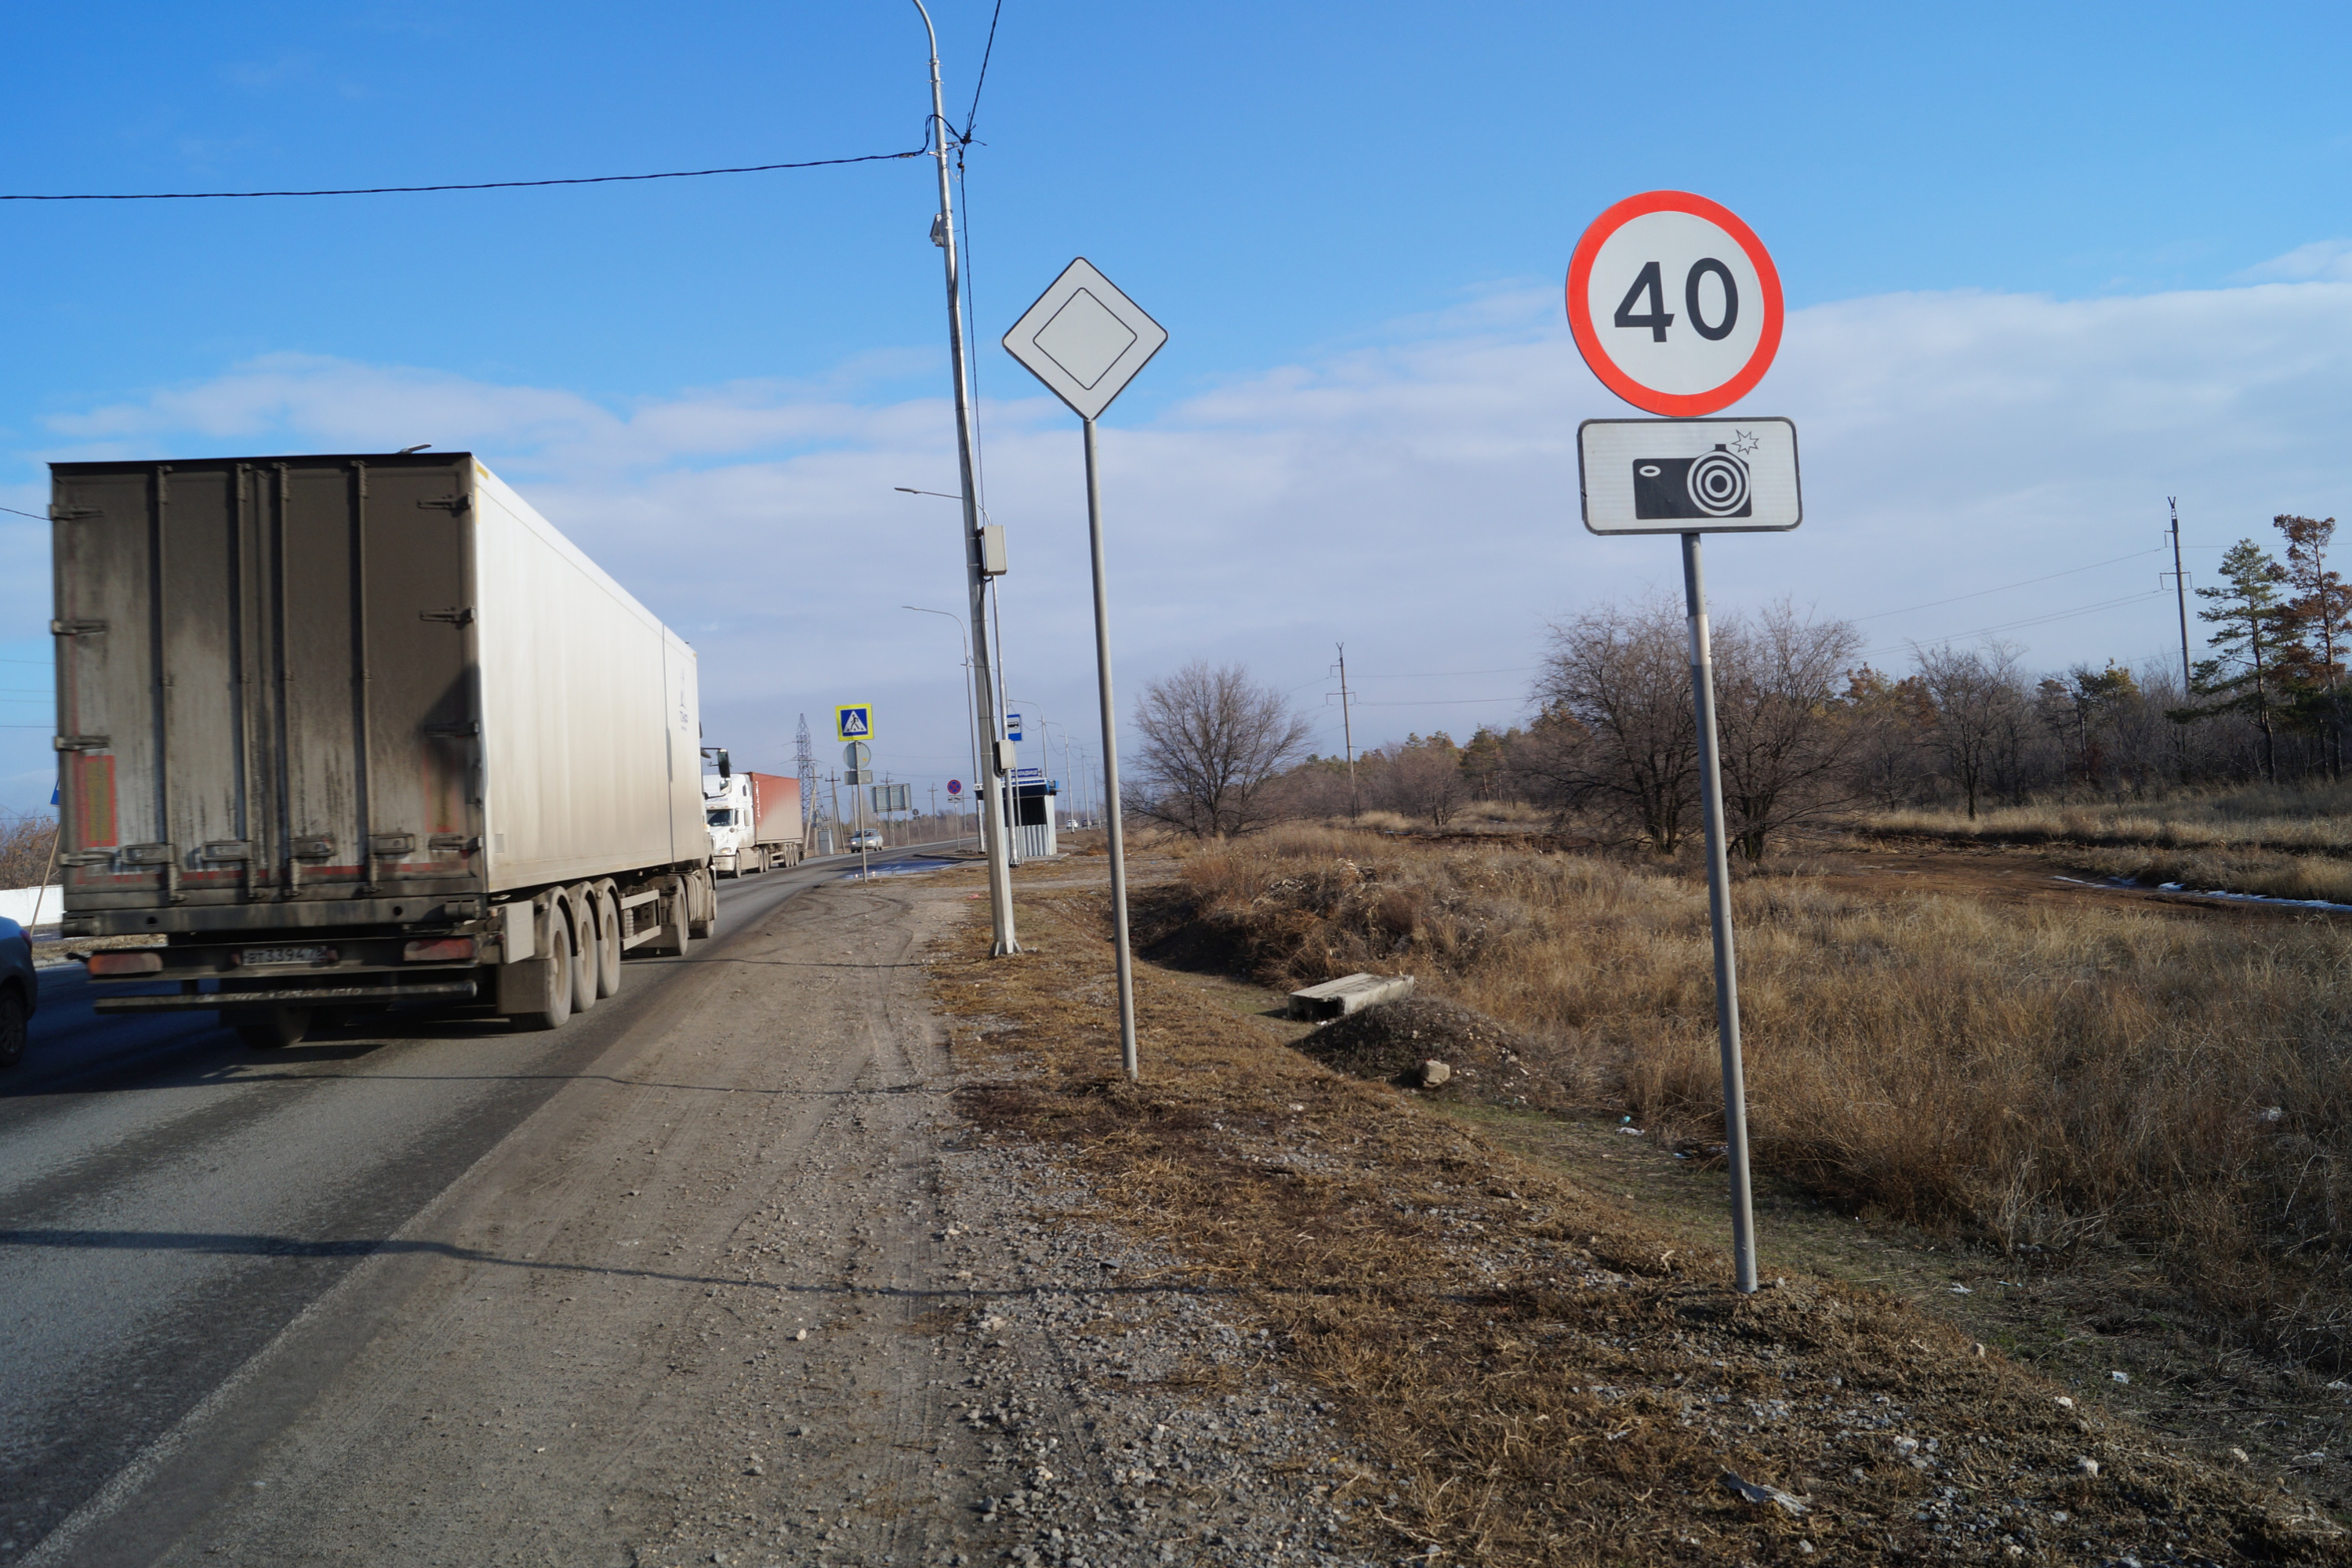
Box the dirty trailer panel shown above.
[51,453,706,946]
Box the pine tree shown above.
[2193,539,2292,782]
[2274,514,2350,777]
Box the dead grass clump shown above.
[1158,823,2352,1369]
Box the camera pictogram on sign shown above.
[1632,445,1751,520]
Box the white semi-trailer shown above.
[49,452,718,1047]
[702,766,803,876]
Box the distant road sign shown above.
[947,779,964,797]
[1002,259,1167,422]
[871,782,912,815]
[1578,418,1801,535]
[1567,191,1783,417]
[1006,712,1024,742]
[843,741,871,770]
[835,704,873,741]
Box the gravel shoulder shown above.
[63,861,1373,1568]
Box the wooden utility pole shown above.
[1336,642,1359,817]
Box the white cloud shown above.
[2234,239,2352,283]
[11,274,2352,811]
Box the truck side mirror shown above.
[717,750,731,779]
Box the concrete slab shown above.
[1287,971,1415,1022]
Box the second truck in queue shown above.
[701,760,803,877]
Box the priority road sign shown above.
[1002,259,1167,422]
[1578,418,1801,535]
[1567,191,1784,417]
[835,704,873,741]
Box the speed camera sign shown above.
[1566,191,1784,417]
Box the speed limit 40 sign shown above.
[1566,191,1783,416]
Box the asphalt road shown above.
[0,845,967,1566]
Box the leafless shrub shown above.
[0,813,57,891]
[1372,735,1466,826]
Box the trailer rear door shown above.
[52,456,485,918]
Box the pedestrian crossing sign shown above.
[835,704,874,741]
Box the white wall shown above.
[0,885,63,928]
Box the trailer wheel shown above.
[688,868,717,941]
[592,884,622,998]
[567,891,599,1016]
[512,916,574,1031]
[227,1004,310,1050]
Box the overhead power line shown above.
[1853,547,2165,623]
[0,147,926,201]
[962,0,1007,143]
[1858,590,2165,662]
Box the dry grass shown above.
[2069,844,2352,906]
[1155,824,2352,1372]
[930,868,2338,1564]
[1864,781,2352,857]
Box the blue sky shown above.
[4,2,2352,814]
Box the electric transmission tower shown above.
[794,713,818,833]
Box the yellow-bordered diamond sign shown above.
[834,704,874,741]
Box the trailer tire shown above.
[566,891,598,1016]
[688,868,717,941]
[592,884,622,998]
[227,1004,310,1050]
[512,916,574,1031]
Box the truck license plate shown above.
[240,945,332,967]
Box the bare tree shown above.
[1710,603,1862,859]
[1526,601,1700,851]
[1131,662,1314,837]
[1912,641,2028,818]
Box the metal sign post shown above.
[1002,257,1168,1083]
[1567,191,1797,1297]
[844,740,873,880]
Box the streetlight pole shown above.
[911,0,1017,953]
[903,602,983,848]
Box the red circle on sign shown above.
[1566,190,1784,417]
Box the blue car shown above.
[0,916,34,1069]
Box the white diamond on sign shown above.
[1036,291,1137,389]
[1003,259,1167,421]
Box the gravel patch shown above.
[931,1137,1392,1568]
